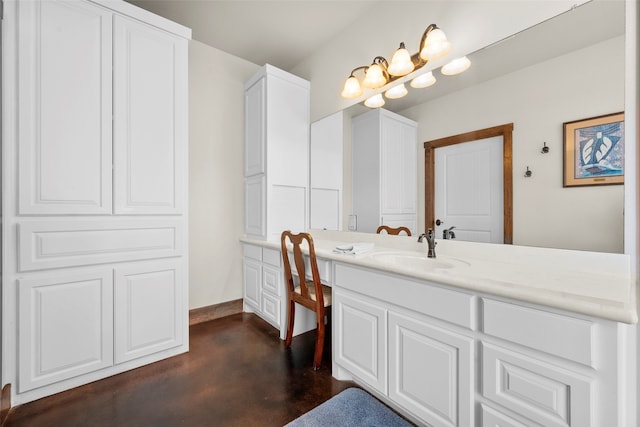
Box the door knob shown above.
[435,219,443,226]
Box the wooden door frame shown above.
[424,123,513,244]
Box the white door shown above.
[434,136,503,243]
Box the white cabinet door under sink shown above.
[389,312,474,427]
[334,288,387,394]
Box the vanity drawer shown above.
[262,265,281,296]
[261,292,281,328]
[243,244,262,261]
[262,247,281,267]
[334,263,475,329]
[482,343,592,427]
[481,298,594,366]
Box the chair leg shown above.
[285,300,295,348]
[313,314,325,370]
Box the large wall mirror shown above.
[336,0,625,254]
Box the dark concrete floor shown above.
[5,313,354,427]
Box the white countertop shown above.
[241,230,638,324]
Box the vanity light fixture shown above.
[341,23,468,107]
[441,56,471,76]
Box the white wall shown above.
[189,40,259,309]
[400,36,624,253]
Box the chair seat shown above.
[294,284,331,307]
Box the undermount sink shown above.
[368,251,470,271]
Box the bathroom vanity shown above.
[241,230,637,427]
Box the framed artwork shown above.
[563,112,624,187]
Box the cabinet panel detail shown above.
[481,404,536,427]
[243,244,262,261]
[18,269,114,392]
[334,263,474,329]
[261,292,281,328]
[262,265,281,296]
[113,15,187,214]
[18,0,113,214]
[114,261,183,363]
[482,298,594,366]
[334,289,387,394]
[19,220,183,271]
[389,312,473,427]
[243,259,261,310]
[244,175,266,237]
[262,248,281,267]
[244,78,266,177]
[482,343,592,427]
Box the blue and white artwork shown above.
[574,121,624,178]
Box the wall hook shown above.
[524,166,532,177]
[541,142,549,154]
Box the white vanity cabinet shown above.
[242,244,283,331]
[3,0,190,404]
[331,261,628,427]
[243,65,310,240]
[352,109,417,234]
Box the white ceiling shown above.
[127,0,381,71]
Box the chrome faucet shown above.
[443,226,456,240]
[417,228,437,258]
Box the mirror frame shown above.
[424,123,514,243]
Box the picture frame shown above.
[563,112,624,187]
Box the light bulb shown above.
[441,56,471,75]
[385,83,408,99]
[341,76,363,98]
[410,71,436,88]
[362,63,387,89]
[420,27,452,61]
[387,43,415,77]
[364,94,385,108]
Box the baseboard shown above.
[189,299,244,325]
[0,384,11,427]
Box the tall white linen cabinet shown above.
[1,0,191,404]
[352,109,418,235]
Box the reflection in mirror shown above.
[340,0,625,253]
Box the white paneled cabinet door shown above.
[113,15,187,214]
[334,289,387,394]
[114,260,184,363]
[244,77,266,177]
[18,269,114,392]
[18,0,113,214]
[389,312,473,427]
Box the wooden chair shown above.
[281,230,332,370]
[376,225,412,236]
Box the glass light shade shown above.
[364,94,385,108]
[441,56,471,75]
[341,76,363,98]
[410,71,436,88]
[387,44,415,76]
[385,83,408,99]
[362,64,387,89]
[420,28,452,60]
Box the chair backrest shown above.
[280,231,326,308]
[376,225,412,236]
